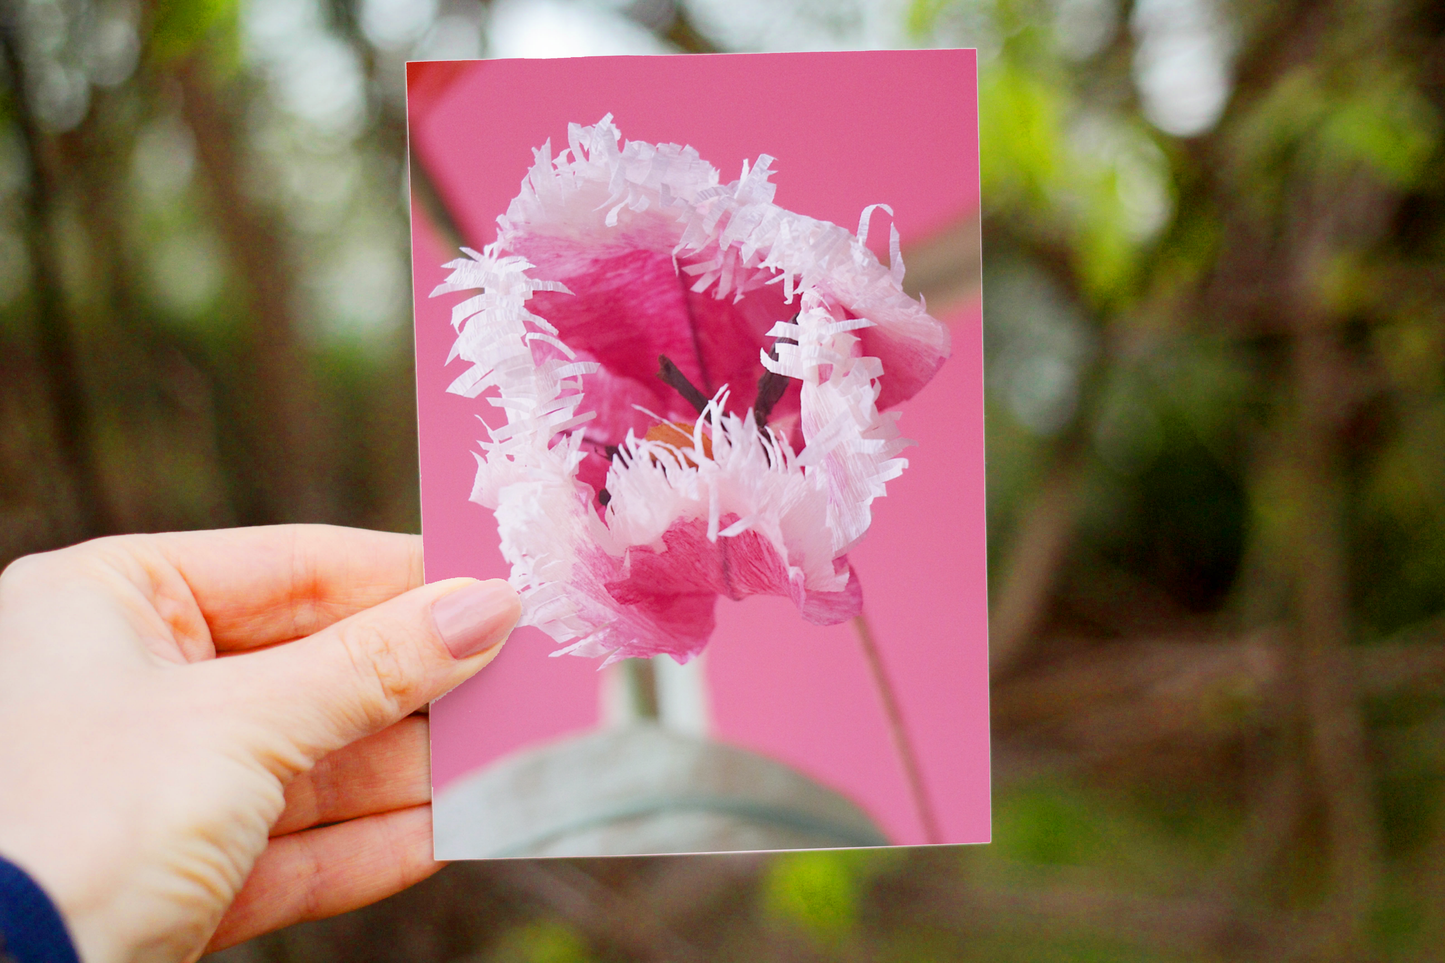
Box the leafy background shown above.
[1,0,1443,960]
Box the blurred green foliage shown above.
[149,0,239,62]
[488,921,595,963]
[3,0,1444,961]
[762,850,864,947]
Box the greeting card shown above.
[408,49,987,858]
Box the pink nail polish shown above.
[431,580,521,660]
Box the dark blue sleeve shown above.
[0,855,81,963]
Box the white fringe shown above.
[431,117,942,660]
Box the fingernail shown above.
[431,580,521,660]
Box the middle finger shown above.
[271,715,430,837]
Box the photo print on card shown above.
[408,49,987,859]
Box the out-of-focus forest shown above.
[2,0,1443,959]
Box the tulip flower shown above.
[432,116,949,665]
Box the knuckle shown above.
[0,536,147,598]
[0,548,80,605]
[336,615,429,727]
[0,553,44,594]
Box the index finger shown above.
[144,524,425,651]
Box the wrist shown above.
[0,831,132,963]
[0,851,82,963]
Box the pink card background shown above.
[409,50,988,847]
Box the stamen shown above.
[657,355,709,415]
[754,327,798,429]
[645,421,713,467]
[598,488,611,507]
[754,369,787,429]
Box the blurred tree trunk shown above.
[0,22,116,538]
[178,57,333,525]
[1279,183,1386,957]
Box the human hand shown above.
[0,525,520,963]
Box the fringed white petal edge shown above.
[432,117,937,658]
[761,291,913,557]
[431,246,601,638]
[498,115,940,351]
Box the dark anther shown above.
[598,487,611,507]
[657,355,709,415]
[753,328,798,429]
[604,444,621,463]
[754,369,788,429]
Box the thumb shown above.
[220,577,520,765]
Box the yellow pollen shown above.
[644,421,713,466]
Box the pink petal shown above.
[436,118,949,663]
[578,514,862,663]
[856,320,952,412]
[514,233,801,446]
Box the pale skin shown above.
[0,525,521,963]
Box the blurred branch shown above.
[992,632,1283,732]
[1056,551,1203,636]
[992,627,1445,774]
[325,3,468,259]
[0,20,116,538]
[988,447,1085,680]
[982,216,1110,680]
[1357,636,1445,693]
[627,0,721,53]
[1224,0,1326,115]
[872,855,1334,962]
[955,882,1329,962]
[1208,758,1306,899]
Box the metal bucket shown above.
[434,723,889,859]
